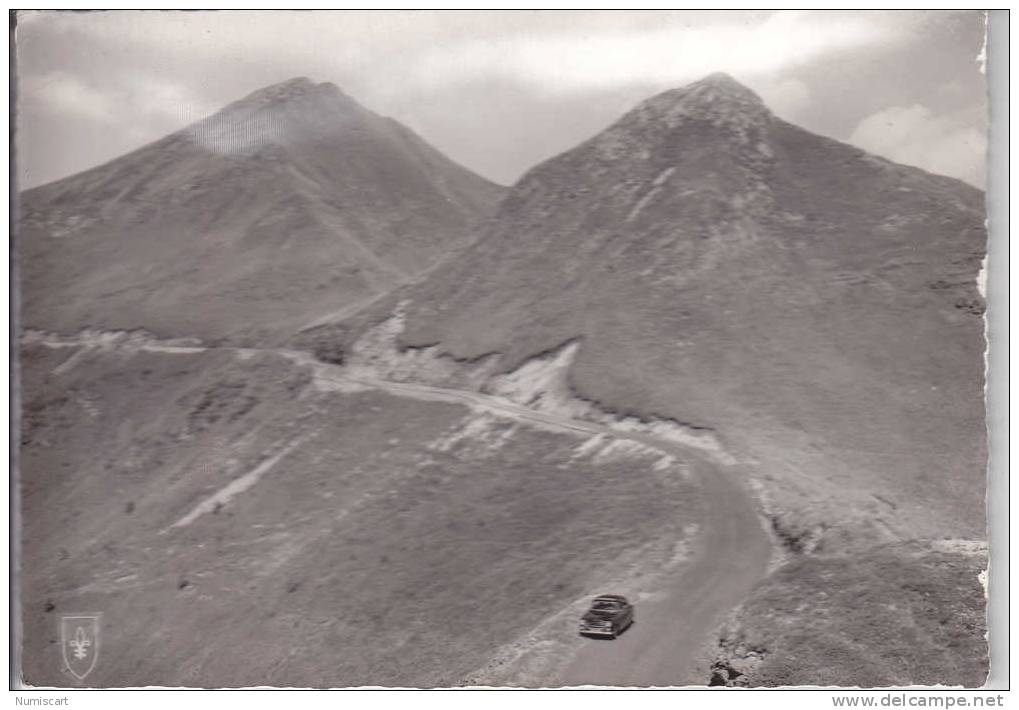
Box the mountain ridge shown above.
[17,70,989,688]
[321,73,986,546]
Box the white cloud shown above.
[18,67,221,187]
[15,10,981,188]
[848,104,986,188]
[28,10,898,100]
[401,11,897,95]
[24,68,216,127]
[24,71,116,124]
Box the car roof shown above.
[594,594,628,602]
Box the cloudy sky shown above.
[15,10,988,189]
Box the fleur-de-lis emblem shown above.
[69,626,91,659]
[61,614,100,680]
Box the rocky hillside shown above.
[19,336,703,686]
[18,71,988,688]
[332,73,986,545]
[18,78,505,343]
[710,540,988,687]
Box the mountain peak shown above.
[21,69,506,342]
[211,77,365,120]
[233,76,335,108]
[186,76,370,154]
[694,71,757,93]
[660,72,766,115]
[583,72,773,165]
[615,72,771,140]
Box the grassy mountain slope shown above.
[301,74,988,686]
[19,340,701,686]
[335,73,985,545]
[19,78,505,343]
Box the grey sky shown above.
[15,10,988,190]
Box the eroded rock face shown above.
[310,307,734,463]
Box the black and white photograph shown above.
[10,9,1004,696]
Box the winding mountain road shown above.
[309,369,774,686]
[557,444,771,687]
[25,331,774,687]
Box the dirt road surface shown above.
[556,443,771,686]
[316,371,775,687]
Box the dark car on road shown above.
[578,594,634,638]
